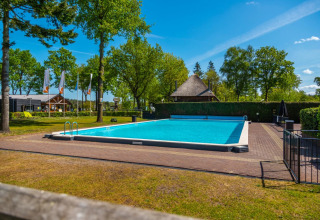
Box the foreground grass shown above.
[1,116,144,136]
[0,151,319,219]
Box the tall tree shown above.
[157,53,189,101]
[108,37,163,109]
[220,46,252,101]
[254,46,295,101]
[314,77,320,96]
[73,0,149,122]
[203,61,220,95]
[193,62,204,78]
[6,49,42,95]
[0,0,77,132]
[44,47,78,90]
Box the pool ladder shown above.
[64,121,79,135]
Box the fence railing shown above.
[283,129,320,184]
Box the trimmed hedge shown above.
[8,111,141,118]
[300,107,320,130]
[155,102,320,122]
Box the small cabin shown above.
[170,74,219,102]
[0,94,72,112]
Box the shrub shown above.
[155,102,320,122]
[110,118,117,122]
[300,107,320,130]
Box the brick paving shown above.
[0,122,293,181]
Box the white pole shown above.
[77,73,79,117]
[48,69,50,118]
[90,93,92,117]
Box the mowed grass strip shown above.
[1,116,144,136]
[0,151,319,219]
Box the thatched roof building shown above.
[171,74,219,102]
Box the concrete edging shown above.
[0,183,196,220]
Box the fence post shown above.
[297,136,301,183]
[283,130,285,161]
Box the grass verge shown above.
[1,151,319,219]
[1,116,144,136]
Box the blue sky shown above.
[4,0,320,101]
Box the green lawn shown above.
[0,150,319,219]
[2,116,144,136]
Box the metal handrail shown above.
[64,121,71,135]
[72,122,79,135]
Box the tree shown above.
[5,49,42,95]
[0,0,77,132]
[157,53,188,101]
[84,55,113,110]
[193,62,204,78]
[108,37,163,109]
[44,47,78,90]
[254,46,295,101]
[220,46,252,101]
[73,0,149,123]
[314,77,320,96]
[203,61,220,95]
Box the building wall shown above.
[7,99,41,112]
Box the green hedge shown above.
[8,111,141,118]
[155,102,320,122]
[300,107,320,130]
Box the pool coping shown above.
[51,119,249,152]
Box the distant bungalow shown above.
[0,94,72,112]
[171,73,219,102]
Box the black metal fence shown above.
[283,129,320,184]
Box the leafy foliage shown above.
[155,102,320,122]
[108,37,163,109]
[254,46,296,101]
[220,46,253,101]
[300,107,320,130]
[157,53,189,101]
[193,62,204,78]
[44,47,78,90]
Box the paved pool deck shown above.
[0,122,297,181]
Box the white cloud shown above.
[299,84,320,89]
[302,68,314,74]
[186,0,320,67]
[146,34,165,39]
[294,36,320,44]
[246,1,258,5]
[307,91,316,95]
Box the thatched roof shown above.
[171,74,218,99]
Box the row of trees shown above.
[1,0,153,131]
[192,46,316,102]
[3,40,188,110]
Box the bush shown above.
[110,118,117,122]
[300,107,320,130]
[30,111,141,118]
[155,102,320,122]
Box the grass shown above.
[1,116,145,136]
[1,150,320,219]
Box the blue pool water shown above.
[66,119,244,144]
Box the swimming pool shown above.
[51,116,248,152]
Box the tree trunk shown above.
[97,34,104,122]
[136,97,141,110]
[265,88,269,102]
[1,4,10,133]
